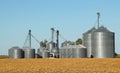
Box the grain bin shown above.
[8,46,24,59]
[37,47,46,58]
[73,45,87,58]
[23,47,35,58]
[92,26,115,58]
[51,48,59,58]
[47,41,56,52]
[83,27,96,58]
[42,50,50,58]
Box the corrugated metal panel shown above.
[42,50,50,58]
[8,47,24,59]
[60,45,87,58]
[73,45,87,58]
[47,41,56,52]
[83,27,96,58]
[37,47,46,58]
[23,48,35,58]
[92,26,115,58]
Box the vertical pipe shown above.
[29,29,31,48]
[56,30,59,58]
[97,12,100,29]
[51,28,54,42]
[56,30,59,49]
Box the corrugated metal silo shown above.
[83,27,96,57]
[92,26,115,58]
[9,46,24,59]
[42,50,50,58]
[73,45,87,58]
[47,41,56,52]
[37,47,46,58]
[23,48,35,58]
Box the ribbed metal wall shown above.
[72,45,87,58]
[8,47,24,59]
[23,48,35,58]
[92,26,115,58]
[83,27,96,58]
[42,50,50,58]
[37,47,46,58]
[47,41,56,52]
[60,45,87,58]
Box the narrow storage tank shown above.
[47,41,56,52]
[83,27,96,58]
[42,50,50,58]
[92,26,115,58]
[8,46,24,59]
[23,47,35,58]
[37,47,46,58]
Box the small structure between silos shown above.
[8,46,24,59]
[37,28,59,58]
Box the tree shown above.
[76,38,82,45]
[40,40,48,47]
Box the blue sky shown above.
[0,0,120,55]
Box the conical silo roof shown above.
[83,27,96,35]
[95,26,112,32]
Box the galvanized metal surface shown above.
[42,50,50,58]
[8,47,24,59]
[47,41,56,52]
[61,41,75,47]
[37,47,46,58]
[60,45,87,58]
[23,48,35,58]
[92,26,115,58]
[83,27,96,58]
[72,45,87,58]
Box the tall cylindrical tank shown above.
[73,45,87,58]
[92,26,115,58]
[8,46,24,59]
[47,41,56,52]
[23,48,35,58]
[37,47,46,58]
[83,27,96,58]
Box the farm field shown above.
[0,58,120,73]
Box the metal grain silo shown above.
[92,26,115,58]
[51,48,59,58]
[8,46,24,59]
[60,47,66,58]
[73,45,87,58]
[23,48,35,58]
[47,41,56,52]
[42,50,50,58]
[37,47,46,58]
[83,27,96,58]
